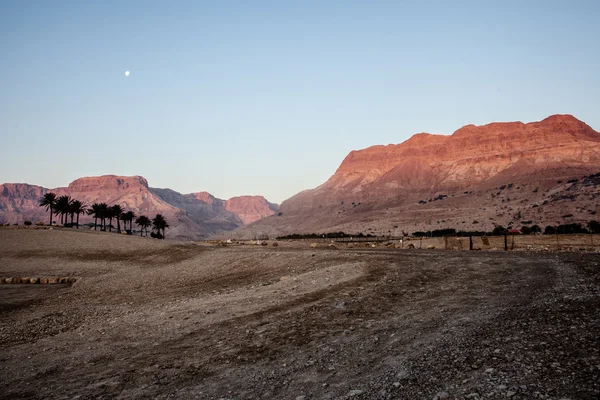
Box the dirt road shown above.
[1,229,599,399]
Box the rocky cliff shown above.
[224,196,279,225]
[0,175,278,240]
[242,115,600,237]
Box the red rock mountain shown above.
[242,115,600,237]
[0,175,278,240]
[224,196,279,225]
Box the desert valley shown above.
[1,114,599,399]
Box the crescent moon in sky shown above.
[125,71,130,77]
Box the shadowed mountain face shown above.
[240,115,600,237]
[0,175,278,240]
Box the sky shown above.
[1,0,599,203]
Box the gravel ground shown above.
[0,228,598,399]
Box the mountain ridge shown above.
[0,175,279,240]
[238,114,600,238]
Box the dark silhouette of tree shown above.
[152,214,169,239]
[122,211,135,233]
[54,195,72,226]
[87,203,101,230]
[111,204,124,233]
[589,220,600,234]
[98,203,109,231]
[135,215,151,237]
[39,192,57,226]
[70,200,87,229]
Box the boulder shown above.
[328,243,338,249]
[426,245,435,249]
[29,277,39,284]
[310,243,318,248]
[272,241,278,246]
[47,277,59,284]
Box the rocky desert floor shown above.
[0,228,599,400]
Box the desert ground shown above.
[1,228,599,400]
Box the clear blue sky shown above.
[1,0,598,203]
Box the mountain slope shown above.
[241,115,600,237]
[0,175,278,240]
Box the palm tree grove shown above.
[37,192,168,239]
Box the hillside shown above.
[239,115,600,238]
[0,175,278,240]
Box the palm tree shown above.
[39,192,57,226]
[87,203,101,230]
[152,214,169,239]
[122,211,135,233]
[70,200,87,229]
[111,204,124,233]
[98,203,109,231]
[135,215,151,237]
[54,195,72,226]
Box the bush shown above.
[492,226,507,235]
[24,220,32,226]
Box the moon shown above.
[125,71,130,77]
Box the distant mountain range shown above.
[0,175,278,240]
[240,114,600,237]
[3,114,599,240]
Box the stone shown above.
[434,392,449,399]
[40,278,49,284]
[426,245,435,249]
[29,277,39,284]
[47,278,59,284]
[348,389,364,396]
[272,241,278,246]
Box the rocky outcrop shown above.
[224,196,279,225]
[0,175,277,240]
[0,184,47,213]
[242,115,600,237]
[280,115,600,212]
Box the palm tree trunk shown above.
[76,213,80,229]
[70,213,74,226]
[94,218,97,230]
[49,205,53,226]
[116,218,120,233]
